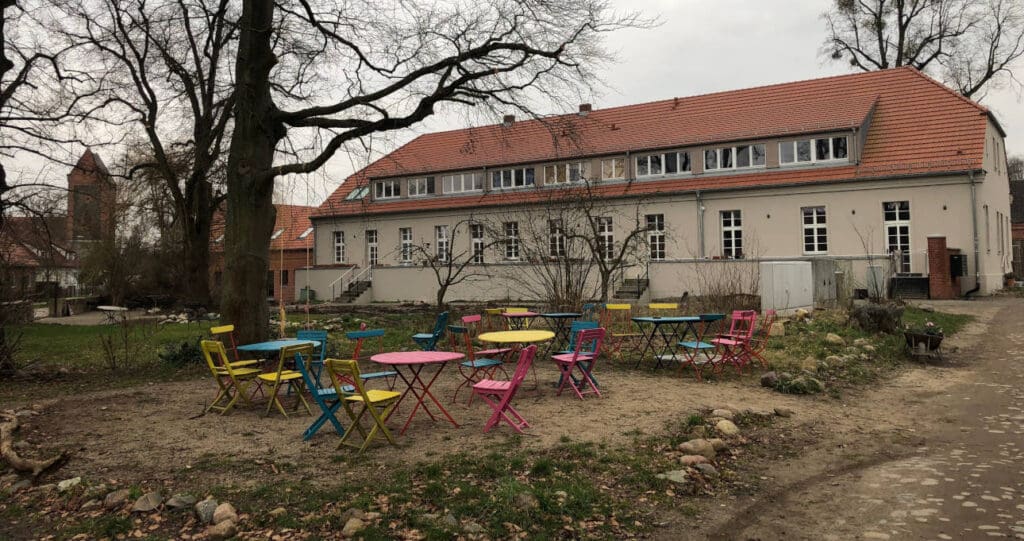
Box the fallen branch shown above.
[0,410,68,478]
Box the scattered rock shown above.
[104,488,131,510]
[708,438,729,451]
[83,484,108,500]
[824,333,845,346]
[825,355,842,365]
[206,519,237,540]
[463,522,485,534]
[788,376,825,394]
[715,420,740,436]
[761,371,779,388]
[364,511,381,520]
[553,490,568,500]
[79,499,101,511]
[774,407,794,418]
[853,338,869,347]
[340,508,367,522]
[166,494,197,509]
[443,513,458,528]
[800,356,818,372]
[57,477,81,492]
[678,455,708,466]
[919,303,935,312]
[131,491,163,513]
[862,344,876,353]
[422,513,439,521]
[342,517,365,537]
[212,502,238,525]
[11,479,31,492]
[793,308,810,321]
[677,438,716,460]
[694,463,719,478]
[710,408,734,420]
[195,498,218,524]
[513,492,539,511]
[268,507,287,518]
[656,470,692,484]
[768,321,785,336]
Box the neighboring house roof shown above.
[315,67,995,218]
[1011,180,1024,224]
[210,204,317,253]
[1013,223,1024,241]
[0,216,77,268]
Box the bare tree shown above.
[1009,155,1024,182]
[51,0,237,306]
[221,0,646,341]
[822,0,1024,98]
[407,218,500,308]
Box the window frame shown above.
[543,162,587,185]
[281,269,289,286]
[435,225,450,262]
[442,172,484,194]
[399,227,412,264]
[801,206,828,255]
[882,201,911,273]
[374,179,401,199]
[504,221,520,260]
[703,144,766,172]
[491,167,536,190]
[548,219,566,258]
[635,151,691,178]
[408,177,436,197]
[720,210,743,259]
[600,157,625,180]
[779,136,849,166]
[470,223,485,264]
[595,217,614,261]
[646,214,666,261]
[333,231,345,263]
[366,229,378,266]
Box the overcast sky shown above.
[12,0,1024,207]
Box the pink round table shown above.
[501,311,539,330]
[371,350,464,435]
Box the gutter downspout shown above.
[965,171,981,298]
[696,190,705,258]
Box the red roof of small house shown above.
[1012,223,1024,241]
[210,204,316,253]
[314,67,996,218]
[0,216,77,268]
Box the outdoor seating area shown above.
[199,304,780,453]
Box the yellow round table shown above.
[478,330,554,344]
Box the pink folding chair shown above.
[552,327,606,399]
[472,345,538,434]
[710,310,757,374]
[745,309,777,370]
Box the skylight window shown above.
[298,227,313,239]
[214,234,224,243]
[345,186,370,200]
[270,229,284,240]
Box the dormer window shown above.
[544,162,588,184]
[636,151,691,178]
[375,179,401,199]
[442,172,484,193]
[704,144,765,171]
[780,136,848,165]
[491,167,535,189]
[409,177,435,197]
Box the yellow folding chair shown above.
[257,344,312,417]
[326,359,401,454]
[648,303,679,316]
[600,304,641,361]
[209,324,261,369]
[200,340,264,415]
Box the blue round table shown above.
[237,339,318,354]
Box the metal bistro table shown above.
[539,312,582,354]
[501,311,539,330]
[478,330,554,388]
[371,350,465,435]
[631,314,725,369]
[237,339,319,356]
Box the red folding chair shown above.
[745,309,776,370]
[472,345,538,434]
[710,310,757,374]
[552,327,606,399]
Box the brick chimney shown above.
[578,103,592,115]
[502,114,515,126]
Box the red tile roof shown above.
[211,204,316,253]
[315,67,994,218]
[0,216,76,268]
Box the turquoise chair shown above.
[297,329,329,383]
[412,312,448,351]
[294,346,349,441]
[345,327,398,387]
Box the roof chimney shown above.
[502,114,515,126]
[578,103,592,115]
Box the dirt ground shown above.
[5,297,1015,540]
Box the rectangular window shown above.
[491,167,535,189]
[636,152,691,178]
[442,172,484,194]
[646,214,666,261]
[721,210,743,259]
[399,227,412,264]
[333,231,345,263]
[704,144,765,171]
[374,180,400,199]
[504,222,520,260]
[780,136,848,165]
[409,177,435,197]
[281,270,289,286]
[470,224,485,264]
[435,225,449,262]
[366,230,378,266]
[596,217,614,261]
[600,158,625,180]
[544,162,587,184]
[549,219,566,258]
[883,201,911,272]
[267,270,275,298]
[801,206,828,254]
[984,205,990,253]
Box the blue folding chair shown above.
[293,345,349,441]
[412,312,448,351]
[345,326,398,387]
[296,329,329,384]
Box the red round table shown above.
[371,350,464,435]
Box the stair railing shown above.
[329,267,355,300]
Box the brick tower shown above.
[66,149,115,254]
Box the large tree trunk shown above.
[220,0,281,344]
